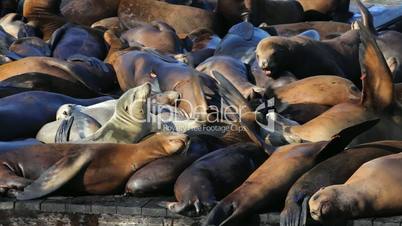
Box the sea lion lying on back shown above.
[0,132,189,199]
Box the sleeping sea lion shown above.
[203,119,378,226]
[309,143,402,224]
[166,142,267,216]
[0,132,189,199]
[0,91,110,141]
[280,140,402,226]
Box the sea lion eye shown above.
[124,105,129,112]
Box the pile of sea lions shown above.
[1,0,402,225]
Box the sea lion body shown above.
[309,142,402,223]
[281,140,402,226]
[9,37,51,58]
[0,133,188,198]
[167,143,267,216]
[0,91,110,141]
[0,13,38,39]
[0,139,42,153]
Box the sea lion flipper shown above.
[55,116,74,143]
[358,21,394,111]
[16,149,95,200]
[315,119,379,163]
[355,0,376,34]
[300,196,310,226]
[190,71,208,121]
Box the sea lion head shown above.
[116,83,152,123]
[256,37,292,78]
[144,132,190,155]
[56,104,79,120]
[309,186,347,223]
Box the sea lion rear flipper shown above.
[16,149,95,200]
[300,196,310,226]
[315,118,380,163]
[358,21,394,111]
[55,116,74,143]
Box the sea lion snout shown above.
[309,188,339,222]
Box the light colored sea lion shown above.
[309,143,402,224]
[60,0,120,26]
[0,91,110,141]
[280,140,402,226]
[120,21,186,54]
[0,132,189,199]
[118,0,216,35]
[166,143,267,216]
[203,119,377,226]
[49,23,108,60]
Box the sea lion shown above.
[0,13,39,39]
[0,132,188,199]
[203,119,378,226]
[268,22,402,145]
[23,0,67,40]
[49,23,108,60]
[0,56,118,95]
[91,17,121,32]
[309,144,402,224]
[0,139,42,153]
[0,91,110,141]
[55,83,152,144]
[120,21,186,54]
[166,142,267,216]
[280,140,402,226]
[9,36,51,58]
[214,21,270,65]
[111,48,208,117]
[118,0,216,35]
[125,136,212,196]
[60,0,120,26]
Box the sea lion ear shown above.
[358,21,394,112]
[298,29,320,41]
[315,118,380,163]
[16,149,95,200]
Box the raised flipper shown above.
[16,148,95,200]
[355,0,376,34]
[358,21,394,112]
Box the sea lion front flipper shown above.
[358,21,394,112]
[55,116,74,143]
[315,118,380,163]
[300,196,310,226]
[16,149,95,200]
[355,0,376,34]
[298,30,320,41]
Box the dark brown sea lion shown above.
[0,56,118,95]
[9,36,51,58]
[0,91,110,141]
[125,136,212,196]
[120,21,186,54]
[0,132,188,199]
[60,0,120,26]
[118,0,216,35]
[166,142,267,216]
[49,23,108,60]
[309,143,402,224]
[202,119,377,226]
[23,0,67,40]
[111,49,208,117]
[280,140,402,226]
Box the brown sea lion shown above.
[269,22,402,145]
[0,91,110,141]
[118,0,216,35]
[0,56,118,95]
[309,143,402,224]
[280,140,402,226]
[60,0,120,26]
[120,21,186,54]
[202,119,378,226]
[23,0,67,40]
[0,132,189,199]
[166,142,267,216]
[297,0,351,18]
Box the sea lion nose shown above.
[260,60,269,69]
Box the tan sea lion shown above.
[0,132,189,199]
[203,119,378,226]
[280,140,402,226]
[309,143,402,224]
